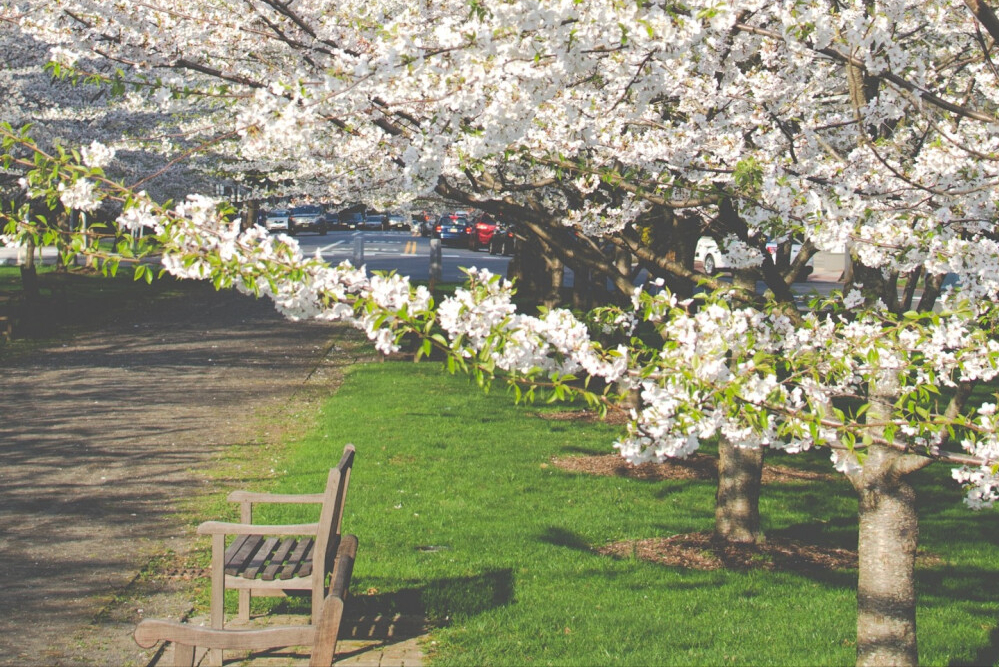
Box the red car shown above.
[468,216,498,251]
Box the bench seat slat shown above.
[278,537,313,580]
[223,534,254,575]
[225,535,264,576]
[261,538,298,581]
[242,537,280,580]
[297,540,315,579]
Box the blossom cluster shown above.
[4,0,999,509]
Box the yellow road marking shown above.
[404,241,417,255]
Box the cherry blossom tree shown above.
[5,1,999,665]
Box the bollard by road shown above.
[353,233,364,265]
[429,238,442,292]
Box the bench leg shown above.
[208,533,225,667]
[173,643,196,667]
[238,590,251,622]
[311,578,324,624]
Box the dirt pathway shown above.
[0,283,348,666]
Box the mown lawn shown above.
[241,358,999,666]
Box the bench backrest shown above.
[314,444,355,580]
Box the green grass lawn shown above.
[232,357,999,666]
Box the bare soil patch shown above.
[536,409,630,426]
[598,532,944,574]
[551,453,835,484]
[598,532,858,573]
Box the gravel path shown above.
[0,283,346,666]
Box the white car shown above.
[695,236,808,276]
[694,236,730,275]
[265,209,290,232]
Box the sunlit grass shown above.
[237,358,999,666]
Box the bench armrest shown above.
[227,491,325,504]
[196,520,319,536]
[329,534,358,599]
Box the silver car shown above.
[288,205,328,235]
[264,208,290,232]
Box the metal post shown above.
[429,238,442,292]
[353,233,364,265]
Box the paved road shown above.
[0,231,514,286]
[279,229,513,284]
[0,283,343,666]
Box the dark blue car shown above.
[434,214,472,247]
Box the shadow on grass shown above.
[951,623,999,666]
[540,526,592,552]
[769,517,858,550]
[342,569,515,626]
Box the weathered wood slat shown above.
[278,537,313,580]
[261,538,298,581]
[225,535,264,577]
[297,540,315,579]
[223,534,255,576]
[228,491,325,504]
[241,537,280,580]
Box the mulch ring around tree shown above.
[551,455,858,573]
[597,532,858,573]
[598,533,945,574]
[550,453,835,484]
[537,409,632,426]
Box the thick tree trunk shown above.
[506,233,546,303]
[853,445,919,667]
[715,266,766,545]
[542,253,564,309]
[571,265,593,310]
[714,436,764,544]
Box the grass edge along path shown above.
[241,357,999,667]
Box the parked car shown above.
[361,214,386,230]
[317,211,340,230]
[469,216,498,251]
[488,221,516,256]
[338,211,364,230]
[765,238,812,281]
[387,213,409,230]
[288,205,328,235]
[696,235,810,277]
[434,213,472,247]
[694,236,729,275]
[264,208,290,232]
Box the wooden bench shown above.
[134,533,356,666]
[193,444,355,665]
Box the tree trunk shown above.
[19,236,39,304]
[571,265,593,310]
[715,266,766,546]
[506,233,544,303]
[853,444,919,667]
[242,199,260,232]
[542,253,564,309]
[714,436,764,544]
